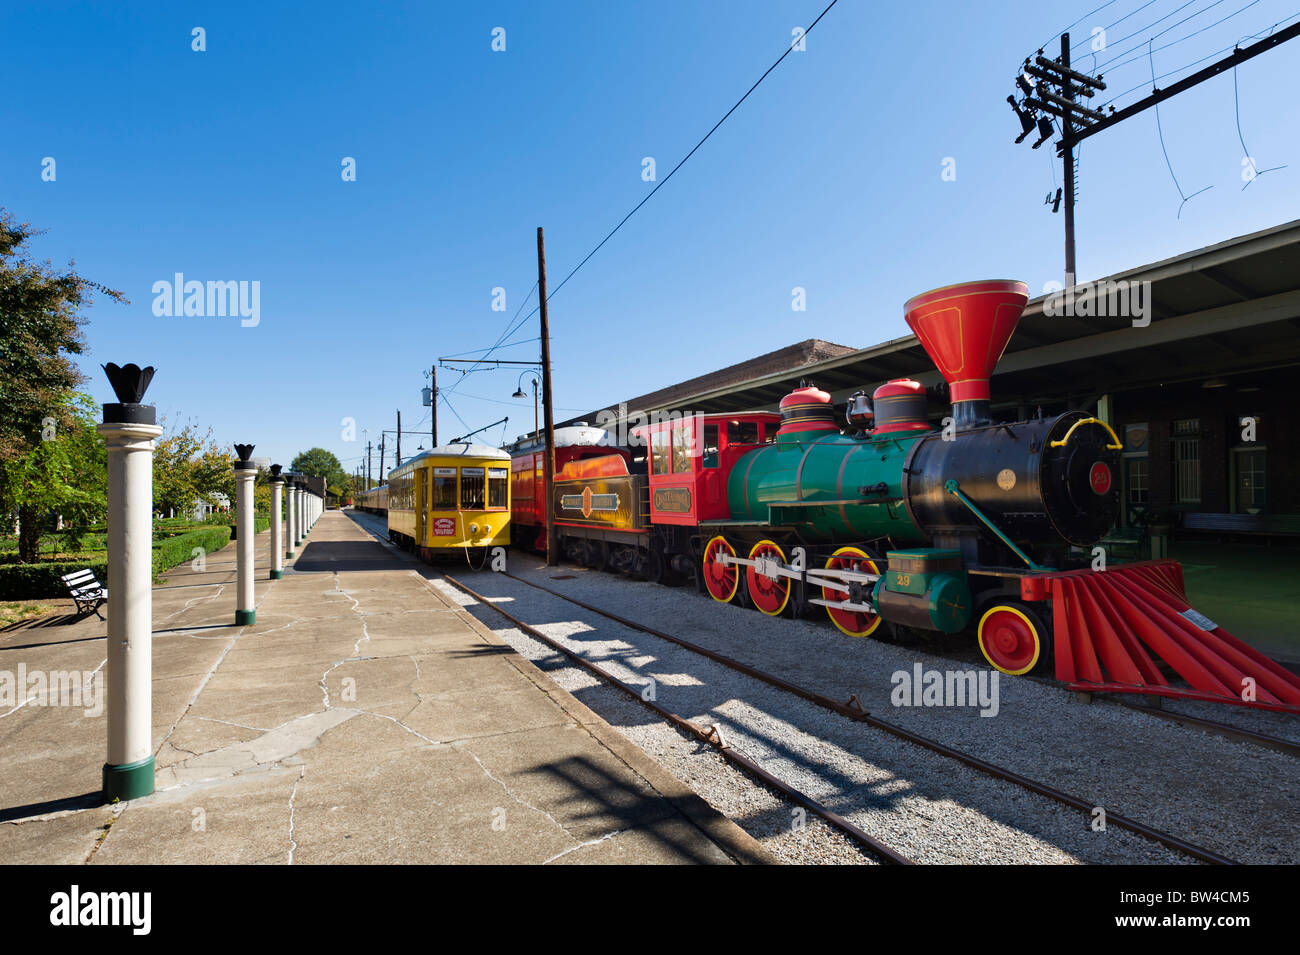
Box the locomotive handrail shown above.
[943,480,1046,571]
[1048,417,1123,451]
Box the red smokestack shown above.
[903,279,1029,429]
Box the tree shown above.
[0,209,124,561]
[0,393,106,558]
[290,448,346,489]
[153,419,233,518]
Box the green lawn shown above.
[1173,541,1300,664]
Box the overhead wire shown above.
[511,0,842,331]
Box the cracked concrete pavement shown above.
[0,512,771,865]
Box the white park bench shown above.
[61,569,108,618]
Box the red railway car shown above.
[509,425,630,550]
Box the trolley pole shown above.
[537,226,558,566]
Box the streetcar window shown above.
[487,468,508,509]
[671,421,694,474]
[702,424,720,469]
[727,420,759,445]
[433,467,456,510]
[460,467,485,509]
[650,430,670,475]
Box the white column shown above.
[286,483,297,558]
[97,419,163,801]
[235,464,256,625]
[270,476,284,579]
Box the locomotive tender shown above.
[514,280,1300,710]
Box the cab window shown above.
[702,424,720,469]
[650,429,670,476]
[460,467,485,509]
[671,421,694,474]
[433,467,457,509]
[487,468,508,509]
[728,420,759,445]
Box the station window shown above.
[1173,418,1201,504]
[727,420,759,445]
[702,423,720,469]
[1126,458,1148,507]
[671,421,694,474]
[650,429,670,476]
[433,467,457,510]
[460,467,486,509]
[1234,448,1267,513]
[487,468,508,509]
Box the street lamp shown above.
[513,371,540,442]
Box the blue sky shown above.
[5,0,1298,478]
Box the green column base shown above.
[270,570,283,580]
[103,756,155,802]
[287,550,295,558]
[235,609,256,625]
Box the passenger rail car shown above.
[386,443,510,559]
[354,484,388,515]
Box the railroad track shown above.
[442,573,913,865]
[472,568,1239,866]
[1110,700,1300,758]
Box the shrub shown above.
[0,525,234,599]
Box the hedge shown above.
[0,525,235,600]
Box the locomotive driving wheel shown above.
[701,535,739,603]
[977,602,1048,676]
[746,540,791,616]
[821,546,882,637]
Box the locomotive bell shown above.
[904,279,1029,430]
[845,391,874,433]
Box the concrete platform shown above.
[0,512,771,865]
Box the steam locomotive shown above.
[512,280,1300,710]
[511,280,1120,675]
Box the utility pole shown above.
[396,409,401,466]
[1010,22,1300,282]
[366,440,372,489]
[431,365,438,448]
[538,226,558,566]
[379,433,386,484]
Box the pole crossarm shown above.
[1056,20,1300,153]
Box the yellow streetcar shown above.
[385,443,511,560]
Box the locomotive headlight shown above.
[469,522,479,536]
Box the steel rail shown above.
[441,573,913,865]
[499,570,1237,866]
